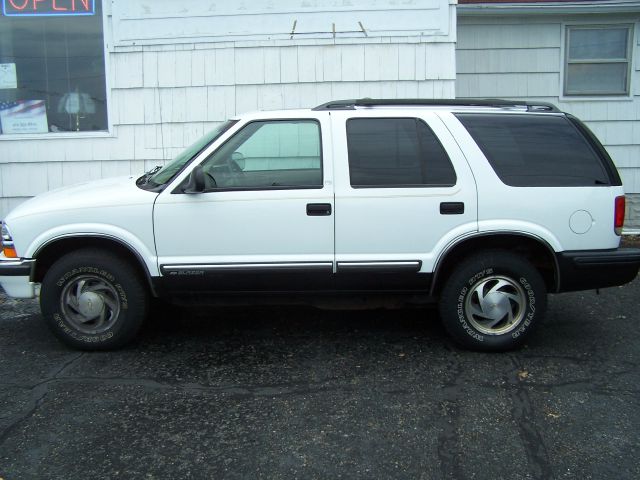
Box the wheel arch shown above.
[430,232,559,296]
[32,235,159,297]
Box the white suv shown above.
[1,98,639,351]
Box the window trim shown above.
[346,116,457,189]
[194,118,325,193]
[0,1,112,140]
[562,23,634,99]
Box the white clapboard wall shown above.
[0,0,457,219]
[112,0,451,44]
[457,15,640,229]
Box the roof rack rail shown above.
[312,98,561,113]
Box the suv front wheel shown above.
[439,250,547,351]
[40,249,149,350]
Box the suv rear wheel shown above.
[40,249,149,350]
[439,250,546,351]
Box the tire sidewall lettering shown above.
[511,276,536,339]
[56,267,115,287]
[456,284,484,343]
[53,312,115,342]
[468,268,493,286]
[456,268,495,342]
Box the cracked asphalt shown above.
[1,277,639,479]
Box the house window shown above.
[0,0,107,135]
[564,25,633,96]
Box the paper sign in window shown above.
[0,100,49,134]
[0,64,17,90]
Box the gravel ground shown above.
[621,235,640,248]
[1,274,639,479]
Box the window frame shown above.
[197,118,324,193]
[345,116,457,189]
[0,0,112,140]
[562,23,634,99]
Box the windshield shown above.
[142,120,238,189]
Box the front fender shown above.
[26,224,159,276]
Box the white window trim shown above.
[0,2,113,141]
[559,21,636,102]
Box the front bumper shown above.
[0,258,36,298]
[556,248,640,293]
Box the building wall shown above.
[0,0,457,220]
[457,14,640,230]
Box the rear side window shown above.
[456,114,610,187]
[346,118,457,188]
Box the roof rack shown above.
[312,98,561,113]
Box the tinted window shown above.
[456,114,610,187]
[201,120,322,190]
[346,118,456,187]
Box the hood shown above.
[6,176,158,221]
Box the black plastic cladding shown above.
[312,98,561,113]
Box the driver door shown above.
[153,115,335,294]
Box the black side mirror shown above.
[183,165,205,194]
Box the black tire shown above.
[40,249,149,350]
[438,250,547,352]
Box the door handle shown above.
[440,202,465,215]
[307,203,332,216]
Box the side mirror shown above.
[183,165,205,194]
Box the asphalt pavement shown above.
[1,277,639,479]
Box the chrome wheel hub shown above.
[465,275,526,335]
[60,275,121,334]
[77,291,105,320]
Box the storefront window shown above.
[0,0,107,135]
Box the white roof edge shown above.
[233,108,316,119]
[458,1,640,16]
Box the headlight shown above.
[1,223,17,258]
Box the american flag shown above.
[0,100,46,116]
[0,100,47,134]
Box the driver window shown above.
[200,120,322,190]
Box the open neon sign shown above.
[2,0,95,16]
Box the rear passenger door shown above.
[331,111,478,289]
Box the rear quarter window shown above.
[456,113,611,187]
